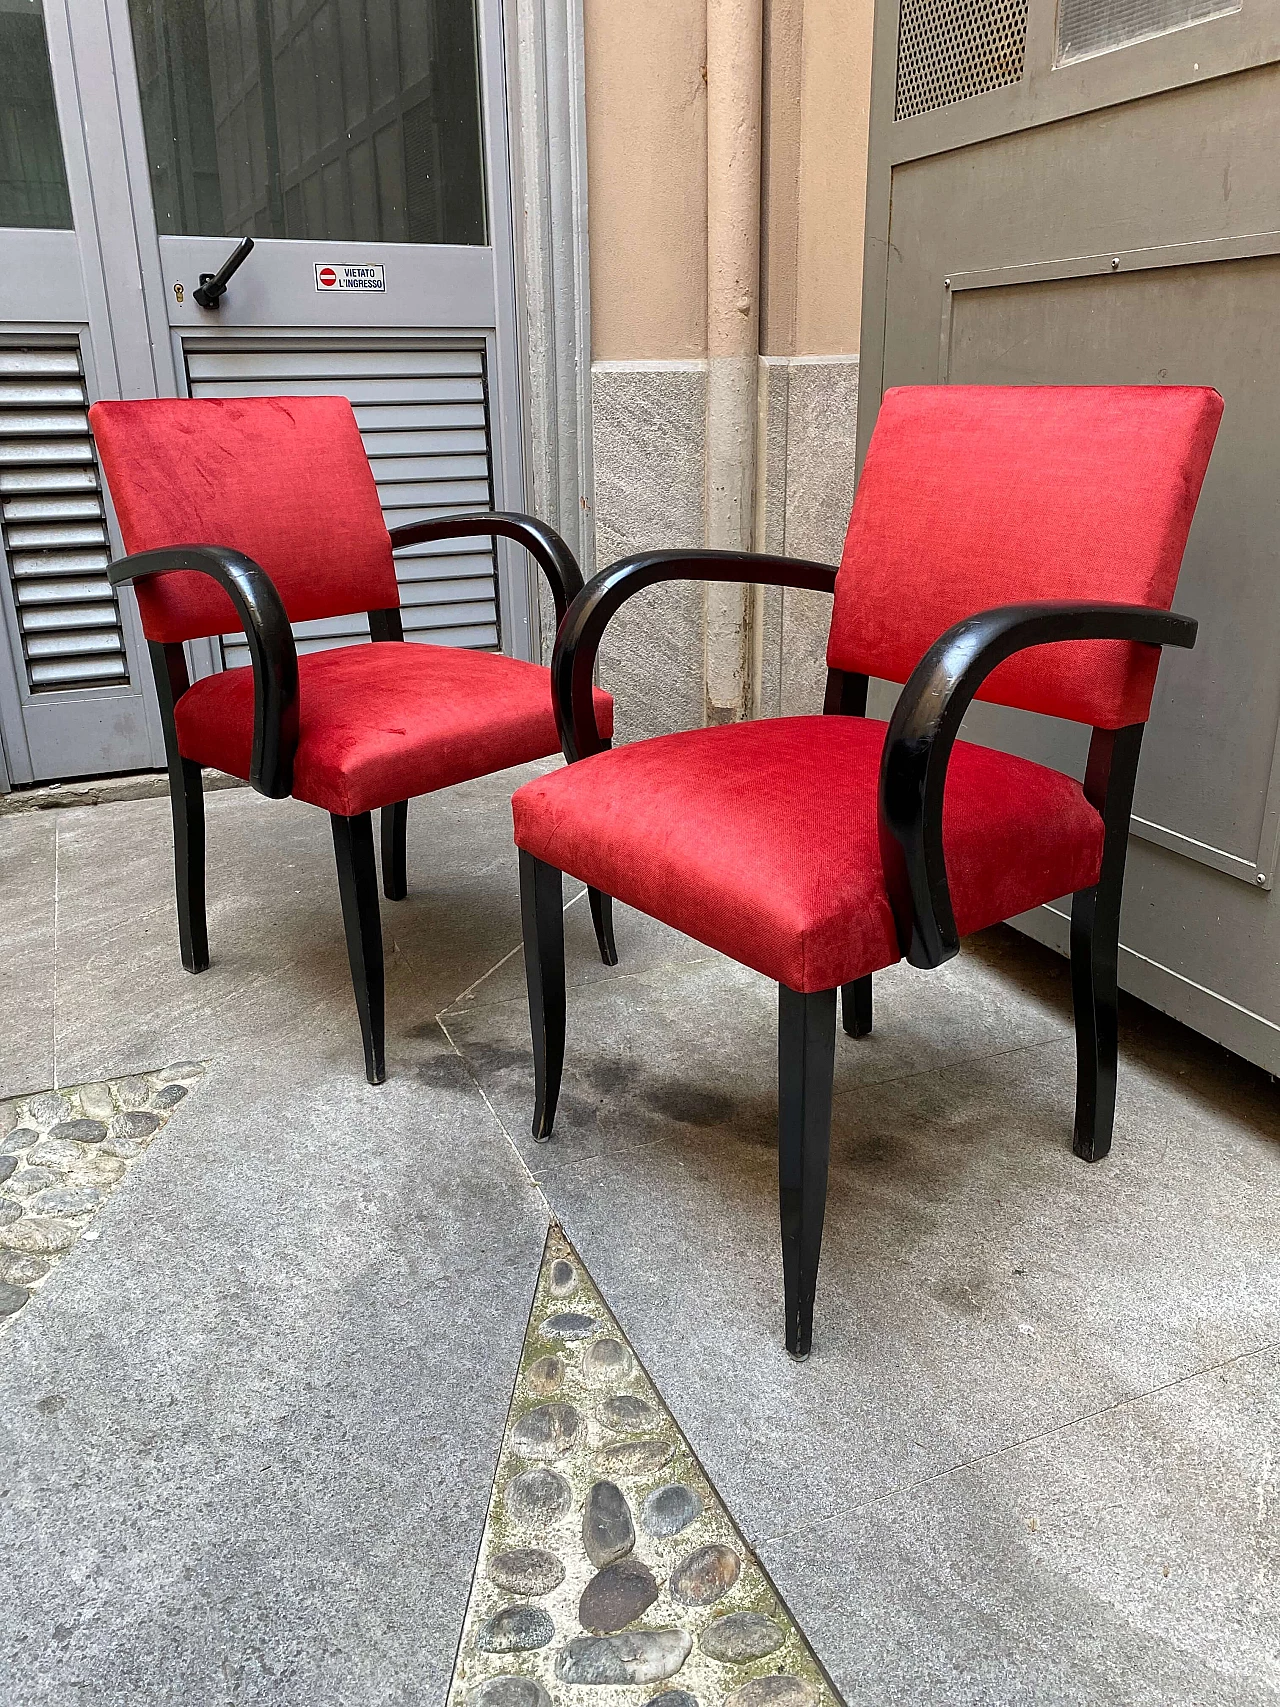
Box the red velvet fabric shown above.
[827,385,1223,729]
[177,642,614,818]
[89,396,399,644]
[511,716,1103,992]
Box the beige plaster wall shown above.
[584,0,872,361]
[582,0,708,360]
[790,0,873,355]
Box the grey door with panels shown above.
[0,0,528,786]
[0,0,163,785]
[859,0,1280,1069]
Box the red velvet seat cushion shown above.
[176,642,614,818]
[511,716,1104,992]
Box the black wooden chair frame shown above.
[108,513,613,1086]
[520,548,1197,1356]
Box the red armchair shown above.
[90,395,613,1084]
[511,385,1223,1357]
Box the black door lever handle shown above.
[193,236,255,309]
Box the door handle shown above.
[193,237,255,309]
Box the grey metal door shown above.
[0,0,163,786]
[0,0,529,786]
[860,0,1280,1070]
[111,0,531,679]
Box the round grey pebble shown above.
[723,1679,817,1707]
[0,1155,15,1185]
[26,1093,71,1129]
[108,1111,159,1143]
[601,1438,674,1479]
[477,1604,554,1653]
[0,1201,22,1227]
[7,1168,58,1199]
[0,1219,74,1255]
[113,1077,150,1105]
[487,1546,565,1596]
[26,1137,82,1169]
[99,1137,143,1161]
[669,1543,741,1606]
[583,1337,634,1383]
[540,1310,598,1341]
[48,1120,105,1146]
[76,1084,115,1122]
[468,1677,552,1707]
[556,1631,693,1686]
[649,1694,699,1707]
[505,1466,572,1527]
[700,1611,785,1661]
[548,1257,577,1296]
[2,1129,38,1156]
[641,1483,703,1539]
[511,1401,580,1459]
[67,1154,125,1188]
[0,1252,50,1286]
[31,1186,105,1218]
[525,1354,564,1396]
[158,1061,204,1082]
[0,1281,29,1317]
[151,1083,188,1111]
[579,1557,659,1634]
[601,1393,658,1433]
[583,1480,635,1568]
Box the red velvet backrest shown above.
[89,395,399,644]
[827,385,1223,728]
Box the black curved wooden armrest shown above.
[879,600,1198,970]
[388,512,585,628]
[552,549,840,762]
[107,545,299,799]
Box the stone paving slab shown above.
[450,1227,841,1707]
[1,777,1276,1705]
[760,1346,1280,1707]
[0,1062,205,1324]
[0,1052,550,1704]
[0,812,57,1099]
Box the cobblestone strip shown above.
[449,1227,842,1707]
[0,1063,207,1325]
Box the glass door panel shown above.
[127,0,485,244]
[0,0,72,229]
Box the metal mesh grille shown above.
[0,345,129,693]
[1057,0,1239,64]
[894,0,1029,122]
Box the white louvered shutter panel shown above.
[0,346,129,692]
[184,342,499,671]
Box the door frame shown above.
[1,0,595,788]
[96,0,600,669]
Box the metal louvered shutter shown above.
[184,341,499,672]
[0,345,128,692]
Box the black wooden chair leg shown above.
[331,812,385,1085]
[168,757,209,973]
[1071,723,1143,1163]
[778,984,837,1359]
[521,851,566,1140]
[1071,882,1118,1162]
[588,887,618,966]
[841,975,872,1037]
[381,800,408,901]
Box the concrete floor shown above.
[0,768,1276,1706]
